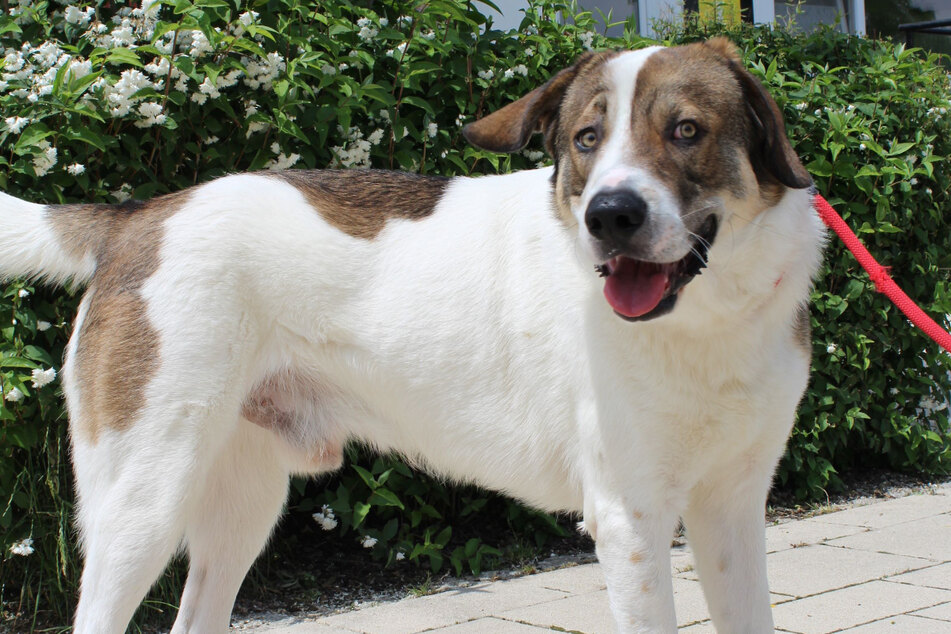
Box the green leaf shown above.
[352,501,371,528]
[368,488,404,509]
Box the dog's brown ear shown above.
[462,55,593,154]
[729,60,812,189]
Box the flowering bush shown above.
[1,0,950,628]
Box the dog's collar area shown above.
[595,214,719,322]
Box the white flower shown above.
[477,69,494,81]
[859,143,866,150]
[238,10,259,26]
[379,109,390,121]
[144,56,170,77]
[66,58,92,81]
[427,122,438,138]
[4,387,24,403]
[367,129,384,145]
[814,109,822,116]
[134,101,166,128]
[246,120,268,137]
[513,64,528,77]
[32,367,56,388]
[503,69,514,80]
[113,183,133,203]
[17,289,29,298]
[5,116,30,134]
[926,188,933,196]
[265,152,301,170]
[379,17,389,27]
[395,551,405,561]
[32,143,58,177]
[579,31,595,50]
[525,48,535,57]
[910,177,918,185]
[360,535,378,549]
[312,505,338,531]
[67,163,85,175]
[9,538,33,556]
[387,42,408,58]
[321,64,336,76]
[358,25,378,41]
[826,344,837,354]
[37,321,52,331]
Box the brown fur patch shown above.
[54,191,190,441]
[629,551,644,564]
[794,304,812,358]
[272,170,449,240]
[548,53,618,227]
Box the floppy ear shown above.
[727,58,812,189]
[462,54,594,154]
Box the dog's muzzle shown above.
[594,214,719,322]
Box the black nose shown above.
[584,190,647,244]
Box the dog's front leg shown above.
[682,462,776,633]
[588,493,680,633]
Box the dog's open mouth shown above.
[596,215,719,321]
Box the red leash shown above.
[813,193,951,354]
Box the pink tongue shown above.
[603,259,670,318]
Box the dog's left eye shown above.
[672,120,700,141]
[575,128,599,151]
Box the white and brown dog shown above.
[0,39,824,633]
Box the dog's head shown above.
[463,39,811,321]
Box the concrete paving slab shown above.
[807,491,951,529]
[771,580,951,634]
[911,600,951,620]
[514,562,606,594]
[839,614,951,632]
[254,624,361,634]
[827,513,951,561]
[766,543,932,597]
[765,518,866,553]
[248,488,951,634]
[498,589,615,634]
[433,617,552,632]
[887,562,951,590]
[314,580,568,634]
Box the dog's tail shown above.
[0,190,105,285]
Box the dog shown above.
[0,38,824,633]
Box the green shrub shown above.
[1,0,949,628]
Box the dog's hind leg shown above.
[66,291,261,632]
[69,398,245,634]
[170,419,291,634]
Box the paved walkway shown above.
[250,484,951,633]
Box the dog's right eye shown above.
[575,128,599,151]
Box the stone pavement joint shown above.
[247,484,951,633]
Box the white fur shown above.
[0,192,96,283]
[2,51,825,634]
